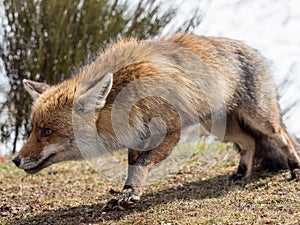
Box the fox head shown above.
[12,73,113,174]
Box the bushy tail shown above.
[247,134,299,172]
[253,135,288,172]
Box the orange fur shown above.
[13,34,300,209]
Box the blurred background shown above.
[0,0,299,156]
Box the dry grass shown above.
[1,142,300,225]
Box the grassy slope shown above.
[1,142,300,225]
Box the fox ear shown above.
[76,73,113,112]
[23,79,50,100]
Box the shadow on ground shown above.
[6,170,281,225]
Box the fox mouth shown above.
[24,153,56,174]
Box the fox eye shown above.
[41,128,53,137]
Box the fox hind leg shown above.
[225,118,256,180]
[271,127,300,180]
[241,111,300,180]
[232,139,256,180]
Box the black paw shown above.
[102,189,141,211]
[230,173,246,181]
[102,198,120,211]
[291,168,300,181]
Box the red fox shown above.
[13,34,300,210]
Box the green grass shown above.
[1,142,300,225]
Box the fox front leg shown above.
[103,163,148,210]
[103,131,180,210]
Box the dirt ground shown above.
[1,142,300,225]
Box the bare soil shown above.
[1,143,299,225]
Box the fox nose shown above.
[12,157,21,167]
